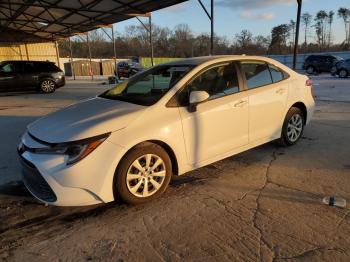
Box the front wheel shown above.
[115,143,172,204]
[40,79,56,93]
[339,69,348,78]
[279,107,304,146]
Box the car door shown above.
[177,62,249,165]
[240,61,289,143]
[21,62,39,89]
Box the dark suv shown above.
[116,59,143,79]
[302,55,343,75]
[0,60,65,93]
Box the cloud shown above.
[240,11,275,21]
[259,12,275,21]
[240,10,253,19]
[218,0,295,9]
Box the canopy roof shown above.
[0,0,188,43]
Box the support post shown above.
[197,0,214,55]
[293,0,302,70]
[68,36,75,80]
[24,43,29,60]
[87,32,93,80]
[149,15,154,66]
[210,0,214,55]
[111,25,117,75]
[55,41,60,69]
[18,44,23,60]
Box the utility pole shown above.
[210,0,214,55]
[293,0,302,70]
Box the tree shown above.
[301,12,312,47]
[327,11,335,47]
[337,7,350,44]
[289,20,296,50]
[269,24,290,54]
[314,10,328,50]
[235,30,253,49]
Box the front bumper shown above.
[18,132,124,206]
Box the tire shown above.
[331,66,337,76]
[306,66,315,75]
[339,69,348,78]
[39,79,56,93]
[279,107,305,147]
[114,143,172,204]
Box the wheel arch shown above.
[115,140,179,178]
[111,139,179,201]
[290,102,307,124]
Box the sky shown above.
[114,0,350,44]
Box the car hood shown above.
[28,97,146,143]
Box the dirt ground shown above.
[0,76,349,262]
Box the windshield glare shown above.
[100,65,193,106]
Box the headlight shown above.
[34,133,110,165]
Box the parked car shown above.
[116,58,143,79]
[0,60,65,93]
[302,55,343,74]
[331,58,350,78]
[18,56,315,206]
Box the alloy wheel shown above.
[41,80,55,93]
[306,66,314,74]
[126,154,166,198]
[287,114,303,142]
[339,70,348,78]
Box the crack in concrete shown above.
[252,150,277,262]
[277,246,345,260]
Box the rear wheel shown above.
[306,66,315,75]
[339,69,348,78]
[279,107,304,146]
[331,66,337,76]
[40,79,56,93]
[115,143,172,204]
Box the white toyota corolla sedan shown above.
[18,56,315,206]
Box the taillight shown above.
[306,79,314,98]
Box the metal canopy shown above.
[0,0,188,43]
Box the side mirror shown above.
[188,91,209,112]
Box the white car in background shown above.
[18,56,315,206]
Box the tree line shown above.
[58,7,350,59]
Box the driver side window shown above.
[177,63,240,106]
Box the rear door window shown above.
[268,64,288,83]
[240,61,273,89]
[35,62,60,72]
[24,62,35,73]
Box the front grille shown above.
[19,155,57,202]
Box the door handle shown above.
[234,100,248,107]
[276,88,286,94]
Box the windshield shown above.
[100,64,194,106]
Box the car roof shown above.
[164,55,283,66]
[162,55,297,76]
